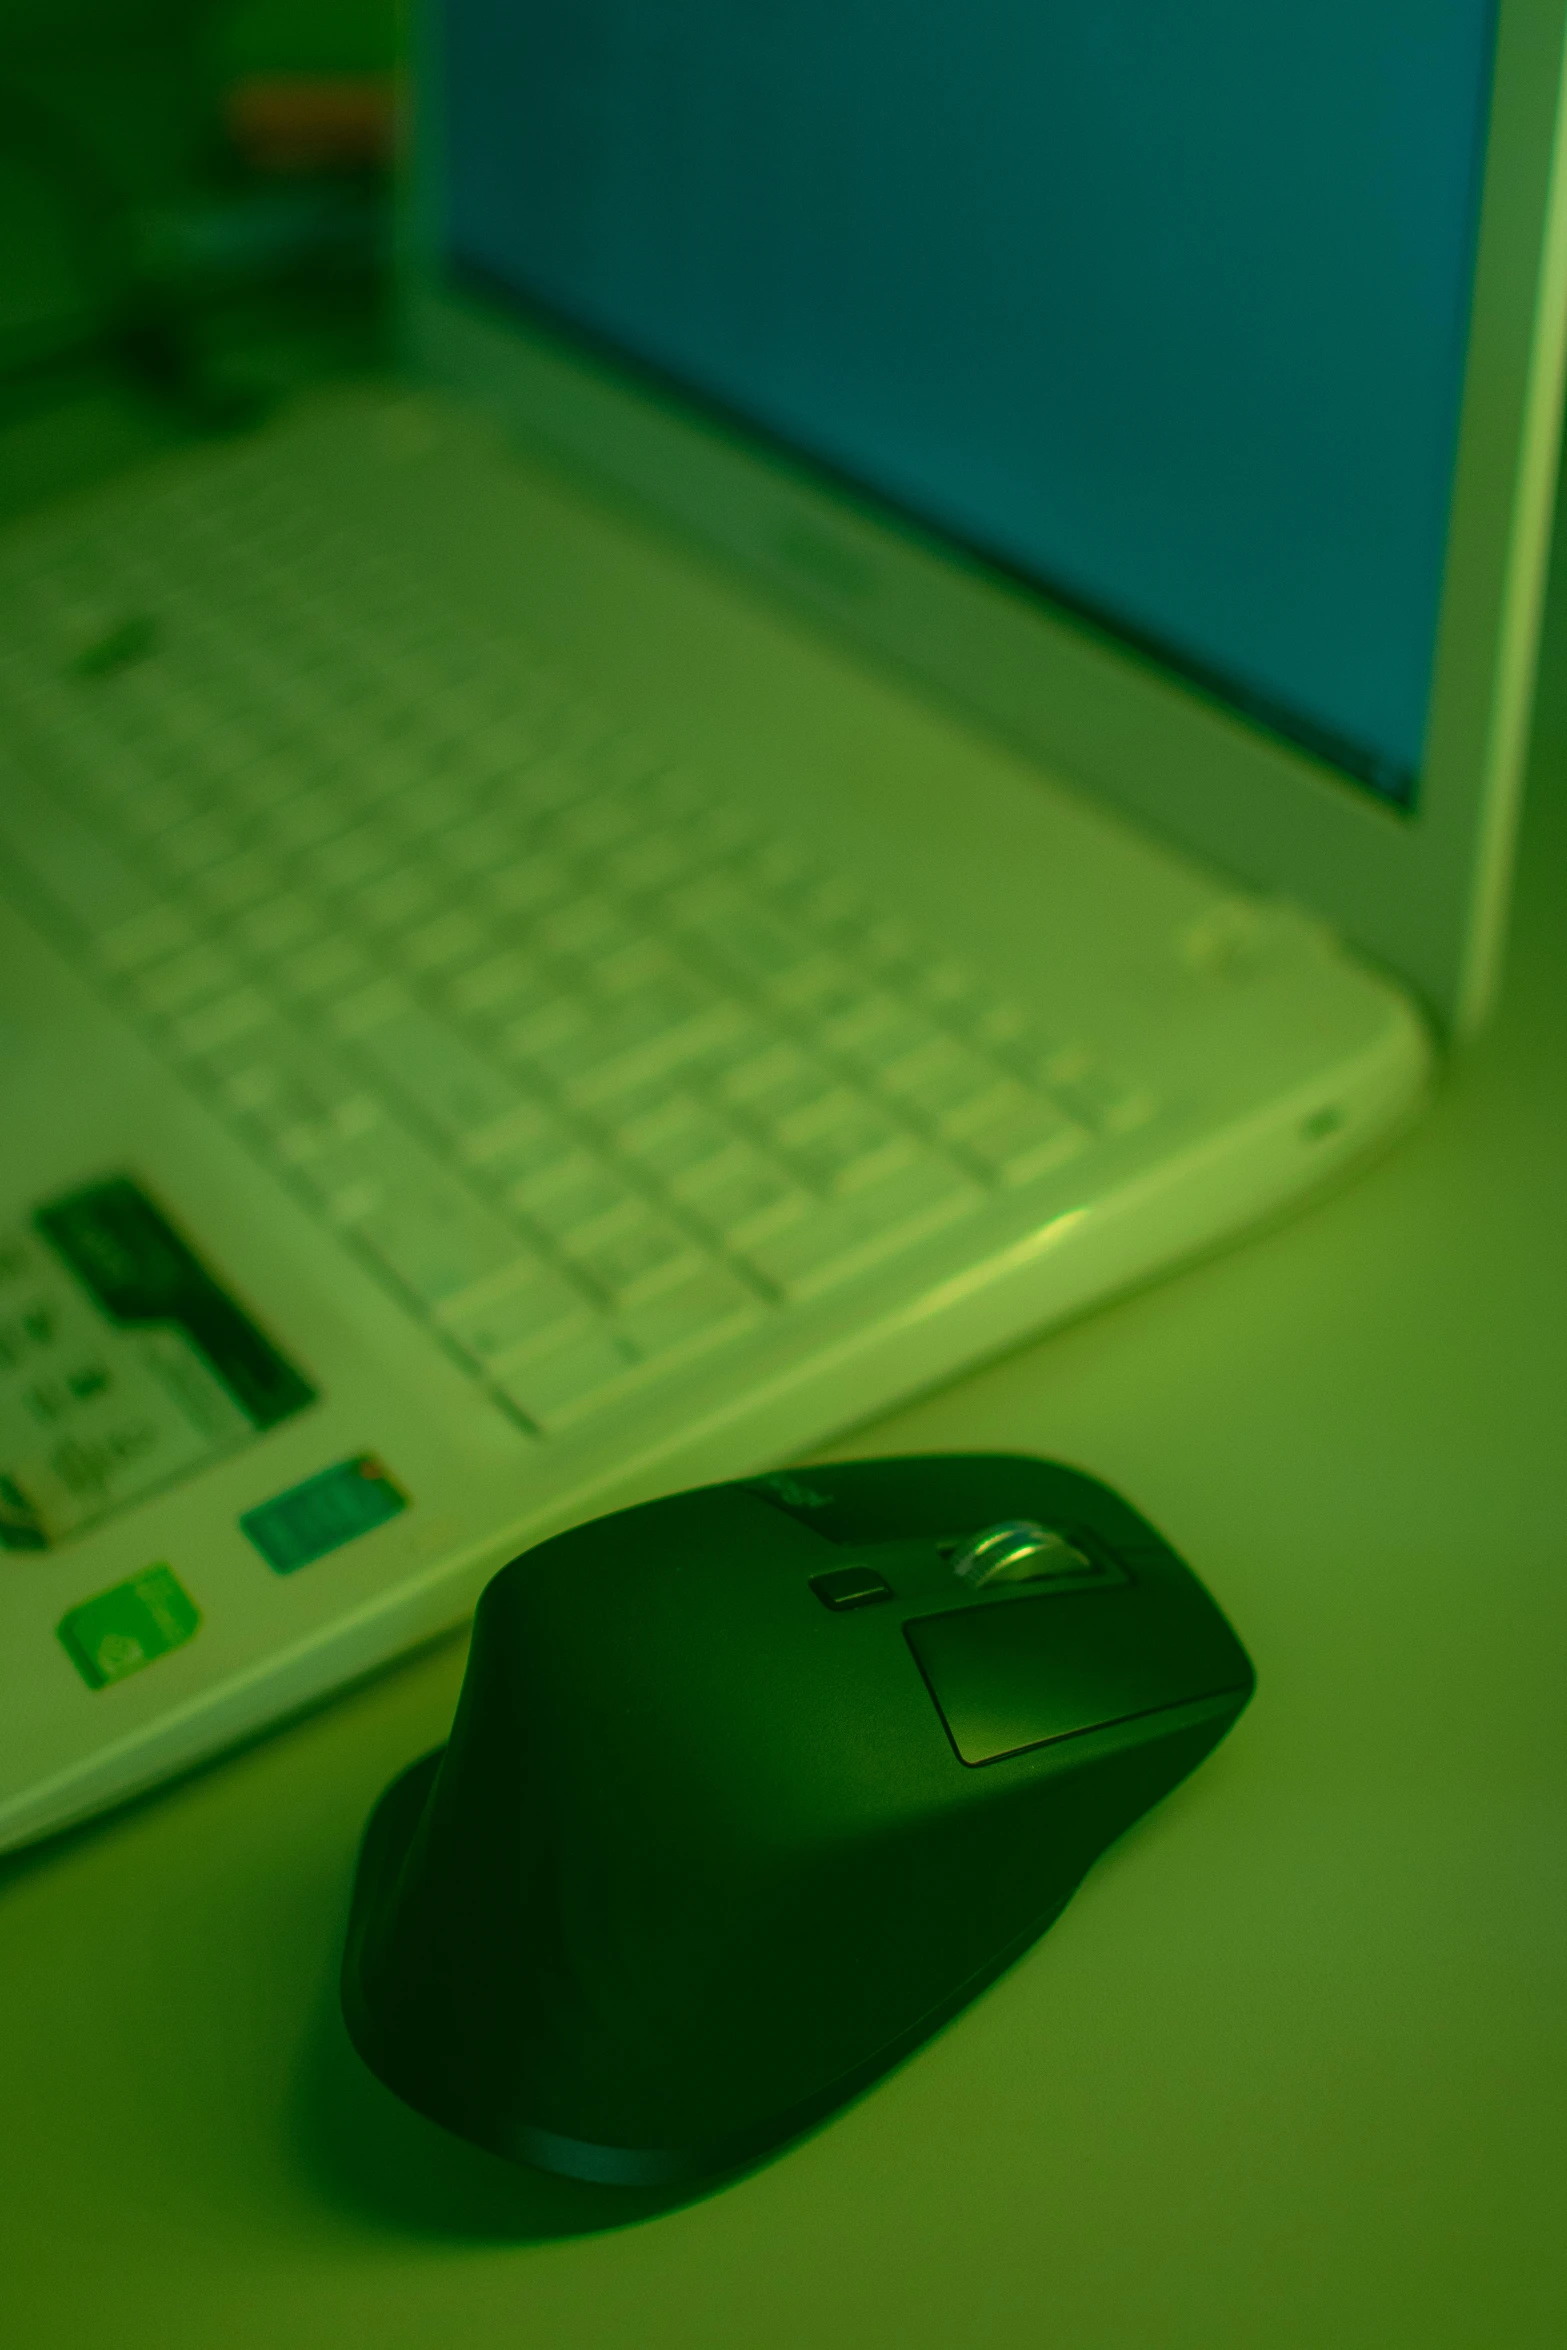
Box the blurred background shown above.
[0,0,400,525]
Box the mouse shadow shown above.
[289,1952,743,2242]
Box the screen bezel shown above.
[402,0,1567,1036]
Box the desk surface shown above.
[3,422,1564,2350]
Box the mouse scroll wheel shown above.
[950,1520,1094,1589]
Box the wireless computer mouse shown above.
[340,1453,1254,2187]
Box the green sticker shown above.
[57,1564,201,1690]
[240,1454,408,1576]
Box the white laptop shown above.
[3,0,1565,1855]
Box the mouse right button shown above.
[905,1585,1253,1765]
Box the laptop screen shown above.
[440,1,1499,809]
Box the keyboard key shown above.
[147,811,240,879]
[298,822,401,895]
[231,894,332,962]
[386,775,481,842]
[567,1209,701,1308]
[388,907,491,976]
[597,828,695,895]
[817,989,908,1055]
[783,1105,917,1195]
[912,954,978,1012]
[572,726,664,796]
[170,716,257,777]
[356,1176,532,1308]
[464,1102,579,1186]
[614,1097,737,1186]
[692,797,762,858]
[535,895,637,962]
[547,791,644,857]
[482,851,574,919]
[1009,1037,1094,1090]
[349,1000,528,1143]
[326,973,408,1038]
[267,1080,382,1162]
[930,1075,1035,1140]
[271,934,377,1004]
[687,897,829,993]
[715,1040,830,1119]
[186,848,288,918]
[204,1021,374,1131]
[737,836,815,896]
[800,980,896,1043]
[911,1070,1024,1138]
[455,715,536,777]
[782,871,869,940]
[768,1084,875,1148]
[431,808,522,876]
[286,1121,401,1221]
[681,1008,777,1081]
[964,994,1034,1051]
[618,1263,763,1361]
[498,1324,636,1430]
[881,1040,1007,1128]
[509,752,594,822]
[127,941,244,1019]
[526,980,693,1077]
[112,775,203,841]
[441,947,546,1022]
[740,1156,980,1300]
[438,1264,590,1368]
[770,948,861,1011]
[838,1002,950,1076]
[856,914,919,970]
[956,1095,1087,1185]
[96,902,202,970]
[167,984,272,1058]
[661,870,739,929]
[690,1153,812,1248]
[628,765,711,825]
[580,935,682,996]
[252,791,353,855]
[218,755,312,818]
[538,991,743,1105]
[498,993,592,1063]
[1055,1066,1157,1136]
[510,1154,641,1245]
[339,866,441,935]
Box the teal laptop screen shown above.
[442,1,1498,806]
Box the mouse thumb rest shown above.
[339,1453,1255,2188]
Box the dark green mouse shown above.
[340,1453,1254,2186]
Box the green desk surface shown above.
[3,421,1565,2350]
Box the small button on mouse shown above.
[809,1564,894,1610]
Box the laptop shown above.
[2,0,1564,1855]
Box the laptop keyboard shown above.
[0,444,1155,1436]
